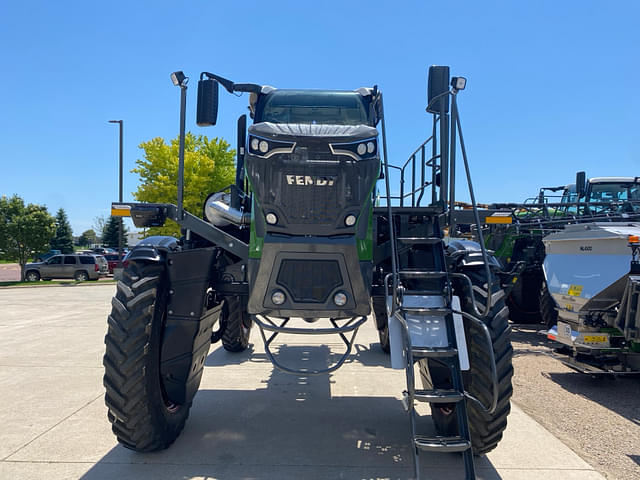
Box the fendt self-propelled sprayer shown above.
[103,66,513,479]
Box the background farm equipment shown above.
[480,173,640,324]
[545,223,640,374]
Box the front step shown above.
[397,237,443,245]
[414,389,464,403]
[415,436,471,453]
[412,346,458,358]
[402,306,451,315]
[398,270,448,278]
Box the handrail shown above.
[380,137,440,208]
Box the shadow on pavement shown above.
[81,345,501,479]
[205,336,391,369]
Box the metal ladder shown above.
[386,237,476,480]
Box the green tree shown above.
[50,208,74,253]
[0,195,56,280]
[78,229,97,247]
[132,133,236,237]
[102,216,129,249]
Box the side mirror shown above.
[196,79,219,126]
[427,66,450,114]
[575,171,587,198]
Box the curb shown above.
[0,281,117,290]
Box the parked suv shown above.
[24,254,109,281]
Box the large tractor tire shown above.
[506,269,542,324]
[220,296,252,352]
[540,281,558,329]
[372,296,390,353]
[103,260,192,452]
[420,267,514,455]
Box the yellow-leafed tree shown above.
[133,133,236,237]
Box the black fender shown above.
[446,238,502,269]
[161,246,220,406]
[447,238,520,296]
[127,238,220,406]
[126,235,180,262]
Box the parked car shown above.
[92,247,117,255]
[24,254,108,282]
[103,253,129,274]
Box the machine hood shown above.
[249,122,378,141]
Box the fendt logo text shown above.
[285,175,336,186]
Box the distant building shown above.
[127,231,144,246]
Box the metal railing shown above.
[380,121,441,208]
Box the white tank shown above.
[542,222,640,324]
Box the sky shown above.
[1,1,638,235]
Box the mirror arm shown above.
[201,72,234,93]
[233,83,262,93]
[201,72,261,94]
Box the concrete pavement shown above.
[0,263,20,282]
[0,284,605,479]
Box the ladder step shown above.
[397,237,442,245]
[398,270,447,278]
[412,347,458,358]
[414,389,465,403]
[400,289,444,296]
[401,306,451,315]
[415,436,471,453]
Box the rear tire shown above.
[221,296,252,352]
[372,296,390,353]
[103,260,192,452]
[421,267,514,455]
[506,269,542,323]
[540,281,558,329]
[74,270,89,282]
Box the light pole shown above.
[108,119,124,267]
[171,71,188,221]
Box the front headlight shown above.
[248,135,296,158]
[329,138,378,160]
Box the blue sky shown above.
[1,1,638,234]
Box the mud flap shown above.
[161,247,221,405]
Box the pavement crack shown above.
[1,393,104,462]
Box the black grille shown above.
[280,178,342,224]
[276,260,342,303]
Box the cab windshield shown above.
[255,90,371,126]
[588,182,640,202]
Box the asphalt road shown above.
[0,284,605,480]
